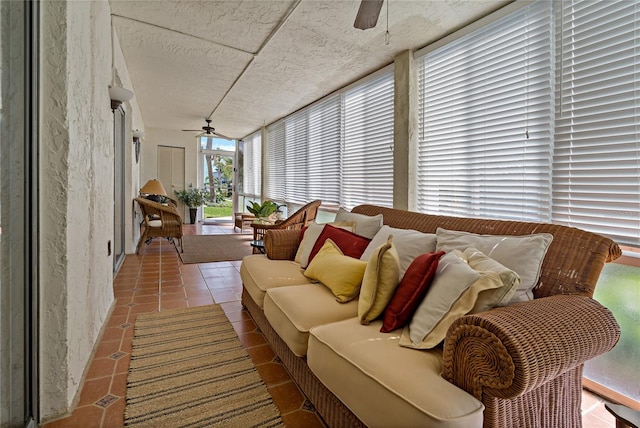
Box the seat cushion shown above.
[264,284,358,357]
[308,318,484,428]
[240,255,312,308]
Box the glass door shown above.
[113,107,125,271]
[200,136,235,221]
[1,0,39,426]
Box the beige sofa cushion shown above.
[264,284,358,357]
[308,318,484,428]
[239,255,312,308]
[307,318,484,428]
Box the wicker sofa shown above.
[240,204,621,428]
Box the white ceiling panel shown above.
[110,0,509,139]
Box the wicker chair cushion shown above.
[361,225,437,279]
[400,250,506,349]
[436,228,553,304]
[147,219,162,227]
[335,207,383,239]
[304,239,367,303]
[358,237,401,325]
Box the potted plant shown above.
[175,187,210,224]
[246,200,279,223]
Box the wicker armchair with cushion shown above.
[135,197,183,254]
[250,200,322,249]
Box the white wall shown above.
[39,0,143,420]
[141,128,200,221]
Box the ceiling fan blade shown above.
[182,129,202,132]
[213,131,233,140]
[354,0,384,30]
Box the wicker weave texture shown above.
[351,205,621,298]
[251,200,321,243]
[135,197,183,254]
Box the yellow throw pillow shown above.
[304,239,367,302]
[358,236,401,325]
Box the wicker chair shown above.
[135,197,183,254]
[250,200,321,252]
[234,212,255,232]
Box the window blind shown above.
[308,94,341,209]
[416,2,553,222]
[343,71,395,209]
[266,121,286,202]
[553,0,640,246]
[242,131,261,198]
[262,68,393,210]
[284,110,309,205]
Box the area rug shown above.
[124,305,283,427]
[179,234,253,264]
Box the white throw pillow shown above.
[334,207,383,239]
[295,221,355,268]
[436,228,553,304]
[463,247,521,313]
[360,226,437,279]
[400,250,505,349]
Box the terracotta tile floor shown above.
[42,220,617,428]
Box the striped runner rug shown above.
[124,305,284,427]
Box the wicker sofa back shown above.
[351,204,621,299]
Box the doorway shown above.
[200,136,236,221]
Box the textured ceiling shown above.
[110,0,508,140]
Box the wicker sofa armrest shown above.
[264,229,302,260]
[442,294,620,401]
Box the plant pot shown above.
[189,208,197,224]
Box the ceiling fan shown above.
[354,0,384,30]
[182,118,231,140]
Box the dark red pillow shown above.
[380,251,445,333]
[307,224,371,264]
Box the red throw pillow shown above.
[308,224,371,264]
[380,251,445,333]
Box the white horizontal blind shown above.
[242,131,261,198]
[554,0,640,246]
[266,121,286,202]
[417,2,553,222]
[343,71,394,209]
[308,94,341,208]
[284,111,309,204]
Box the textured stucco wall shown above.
[40,0,141,419]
